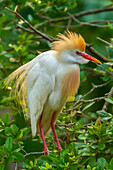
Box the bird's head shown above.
[52,31,102,65]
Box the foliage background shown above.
[0,0,113,169]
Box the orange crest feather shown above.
[52,31,85,54]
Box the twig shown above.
[102,87,113,111]
[78,96,106,104]
[24,151,44,157]
[24,150,59,157]
[86,43,111,62]
[75,7,113,18]
[56,121,96,128]
[97,37,111,46]
[36,7,113,25]
[50,21,113,29]
[71,80,113,111]
[16,24,35,34]
[66,18,72,31]
[67,12,81,24]
[67,12,112,28]
[90,20,113,24]
[94,62,113,77]
[66,96,106,112]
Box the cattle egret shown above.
[6,31,101,155]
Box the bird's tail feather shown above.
[5,60,34,117]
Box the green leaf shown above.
[10,124,18,135]
[88,157,96,167]
[105,97,113,104]
[1,96,16,103]
[106,46,113,58]
[108,22,113,30]
[78,133,88,140]
[110,148,113,154]
[110,158,113,169]
[3,113,9,125]
[23,127,31,137]
[96,110,112,118]
[87,165,91,170]
[5,127,12,136]
[0,44,3,53]
[82,102,95,112]
[16,129,23,140]
[5,137,12,151]
[92,168,96,170]
[0,163,5,170]
[7,153,14,163]
[98,143,105,150]
[97,157,107,169]
[13,152,24,162]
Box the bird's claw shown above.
[44,149,50,155]
[58,147,62,155]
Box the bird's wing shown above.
[27,62,55,137]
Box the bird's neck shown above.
[55,50,77,64]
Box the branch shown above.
[24,150,59,157]
[102,87,113,111]
[75,7,113,18]
[16,24,35,34]
[67,96,106,112]
[67,12,112,28]
[70,80,113,111]
[86,44,111,62]
[97,37,112,46]
[24,151,44,157]
[5,7,53,42]
[94,62,113,77]
[36,7,113,25]
[90,20,113,24]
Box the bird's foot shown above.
[44,149,50,156]
[58,147,62,155]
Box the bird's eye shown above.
[76,51,81,55]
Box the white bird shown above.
[6,31,101,155]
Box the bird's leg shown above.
[39,114,49,155]
[51,112,62,153]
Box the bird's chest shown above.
[48,64,80,111]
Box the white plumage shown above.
[27,50,80,137]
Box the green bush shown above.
[0,0,113,169]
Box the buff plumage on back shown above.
[52,31,86,54]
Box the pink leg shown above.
[39,114,49,155]
[51,112,62,151]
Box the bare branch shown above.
[36,7,113,25]
[94,62,113,77]
[5,7,53,42]
[97,37,112,46]
[89,20,113,24]
[66,18,72,31]
[24,150,59,157]
[70,80,113,111]
[24,151,44,157]
[75,7,113,18]
[86,44,111,62]
[67,12,112,28]
[102,87,113,111]
[16,24,35,33]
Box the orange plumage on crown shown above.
[52,31,86,54]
